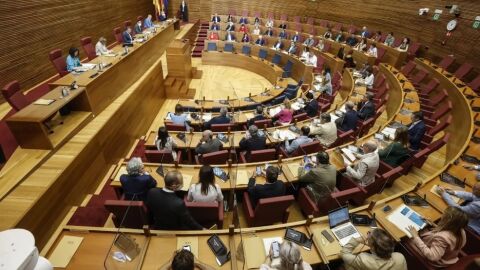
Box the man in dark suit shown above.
[279,21,287,29]
[408,111,426,151]
[247,106,267,127]
[239,125,267,153]
[195,130,223,155]
[255,35,266,46]
[122,27,133,46]
[180,0,188,22]
[120,157,157,201]
[303,92,319,117]
[211,13,221,23]
[225,22,235,31]
[273,38,284,50]
[247,166,286,207]
[357,92,376,120]
[210,22,220,30]
[204,107,231,129]
[239,17,248,24]
[264,27,274,37]
[337,101,358,132]
[146,171,203,230]
[225,31,236,42]
[346,34,358,46]
[291,32,300,42]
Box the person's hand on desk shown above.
[406,225,419,238]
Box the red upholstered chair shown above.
[356,117,375,138]
[323,42,331,53]
[184,198,224,228]
[333,23,342,32]
[242,10,249,17]
[240,149,276,163]
[49,49,68,77]
[113,27,123,44]
[467,74,480,92]
[417,78,440,99]
[144,149,182,164]
[406,42,420,61]
[211,123,235,132]
[336,174,368,205]
[137,15,143,22]
[392,38,402,48]
[438,55,455,71]
[373,75,386,90]
[313,56,325,74]
[421,89,448,112]
[453,63,473,81]
[104,200,150,229]
[375,162,405,188]
[421,114,452,147]
[306,17,314,25]
[411,69,428,87]
[195,150,230,165]
[292,112,308,122]
[127,138,147,161]
[80,37,96,61]
[280,14,287,21]
[254,119,272,129]
[165,122,187,131]
[401,61,416,78]
[242,192,294,227]
[124,20,132,29]
[297,187,359,217]
[293,16,301,23]
[413,133,450,168]
[424,101,452,126]
[375,47,386,65]
[1,81,30,111]
[347,25,357,34]
[330,129,354,148]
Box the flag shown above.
[163,0,169,16]
[153,0,163,17]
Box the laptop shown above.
[328,206,361,246]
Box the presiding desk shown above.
[50,20,177,115]
[6,87,92,149]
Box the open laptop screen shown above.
[328,206,350,228]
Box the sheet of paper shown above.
[176,236,199,258]
[387,204,426,237]
[202,113,212,122]
[33,99,55,105]
[269,107,281,118]
[48,235,84,268]
[181,174,193,191]
[243,236,266,269]
[341,148,357,162]
[430,185,461,203]
[262,237,283,256]
[236,170,249,186]
[381,127,397,140]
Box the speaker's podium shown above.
[164,39,200,98]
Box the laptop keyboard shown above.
[335,225,356,239]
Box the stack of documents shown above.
[387,204,427,237]
[272,130,297,140]
[269,107,282,118]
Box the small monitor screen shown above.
[328,206,350,228]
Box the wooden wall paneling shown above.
[0,0,155,100]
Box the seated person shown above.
[144,14,154,28]
[284,126,313,154]
[204,107,230,129]
[300,46,310,58]
[358,63,372,78]
[437,182,480,235]
[342,228,407,270]
[356,67,374,89]
[335,33,344,43]
[305,51,317,67]
[158,11,167,22]
[247,166,285,207]
[317,67,333,95]
[123,26,134,46]
[261,241,313,270]
[355,37,368,52]
[302,92,318,117]
[397,37,410,52]
[357,92,376,120]
[120,157,157,201]
[291,31,300,42]
[316,38,325,51]
[146,171,203,230]
[303,35,315,47]
[255,35,266,46]
[254,17,260,25]
[253,25,261,35]
[360,26,370,38]
[379,126,410,167]
[264,27,273,37]
[195,130,223,155]
[134,20,143,34]
[241,33,250,43]
[95,37,113,56]
[298,151,336,203]
[323,29,333,39]
[345,140,379,187]
[239,17,248,24]
[210,22,220,30]
[208,31,219,40]
[265,18,274,28]
[226,14,233,23]
[239,23,248,33]
[337,47,345,59]
[278,29,288,39]
[344,50,356,68]
[187,165,223,203]
[367,43,378,58]
[272,38,283,50]
[274,99,294,125]
[225,21,235,31]
[211,13,220,23]
[337,101,358,132]
[286,42,298,55]
[225,31,235,42]
[155,127,178,160]
[408,111,426,151]
[239,125,267,153]
[311,113,337,147]
[66,47,82,72]
[168,104,191,130]
[278,21,287,29]
[384,32,395,47]
[159,249,215,270]
[346,34,358,47]
[372,31,383,42]
[247,105,266,127]
[406,206,468,268]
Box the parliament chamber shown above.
[0,0,479,269]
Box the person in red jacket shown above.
[209,31,219,40]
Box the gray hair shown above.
[278,241,305,270]
[220,107,228,116]
[126,157,143,175]
[364,140,378,152]
[345,101,355,110]
[249,125,258,136]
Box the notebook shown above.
[33,99,55,105]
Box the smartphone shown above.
[271,241,280,258]
[382,205,392,213]
[182,245,191,252]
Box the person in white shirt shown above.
[95,37,113,56]
[265,18,274,28]
[305,51,317,66]
[253,25,260,35]
[355,37,368,52]
[187,165,224,203]
[367,43,378,58]
[310,113,337,147]
[356,67,374,89]
[155,127,178,160]
[397,37,410,52]
[273,38,283,50]
[316,38,325,51]
[300,46,310,58]
[345,140,379,187]
[323,28,333,39]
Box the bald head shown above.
[346,101,355,110]
[202,130,213,141]
[164,171,183,190]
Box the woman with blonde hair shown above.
[260,241,312,270]
[406,206,468,268]
[273,98,294,125]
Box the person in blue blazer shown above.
[255,35,266,46]
[210,22,220,30]
[120,157,157,201]
[337,101,358,132]
[239,17,248,24]
[211,13,221,23]
[408,111,426,151]
[357,92,376,120]
[123,27,134,46]
[144,14,153,28]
